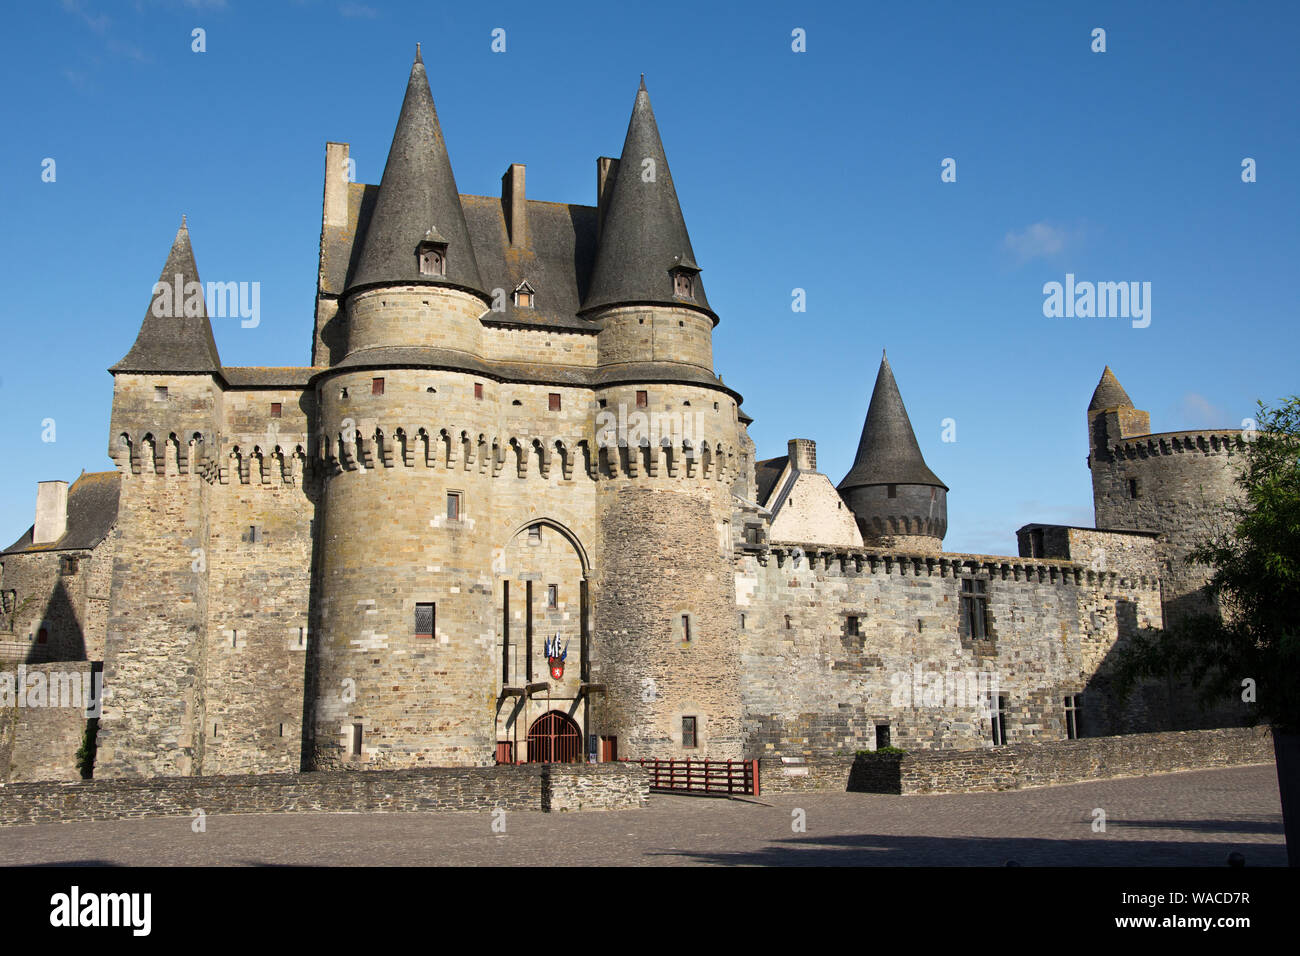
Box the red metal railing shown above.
[623,758,759,796]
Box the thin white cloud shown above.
[1177,392,1237,429]
[1002,221,1071,264]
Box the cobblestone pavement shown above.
[0,764,1284,866]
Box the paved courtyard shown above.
[0,764,1284,866]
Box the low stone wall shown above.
[0,763,649,827]
[759,726,1275,795]
[893,726,1274,794]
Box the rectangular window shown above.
[372,377,385,396]
[682,716,697,748]
[961,578,989,640]
[744,525,762,545]
[548,393,561,411]
[36,627,48,645]
[270,402,282,418]
[992,696,1009,746]
[1128,477,1140,499]
[446,492,461,520]
[154,386,168,402]
[474,383,484,400]
[415,602,435,638]
[528,524,541,543]
[1029,528,1044,558]
[887,483,897,498]
[846,615,861,637]
[875,724,891,750]
[1064,694,1082,739]
[546,584,558,609]
[636,390,648,408]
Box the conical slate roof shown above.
[581,79,710,316]
[348,48,485,296]
[839,353,946,490]
[1088,365,1134,410]
[110,218,222,374]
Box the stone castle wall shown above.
[0,661,97,783]
[736,546,1165,759]
[0,537,114,664]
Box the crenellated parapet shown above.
[309,421,742,484]
[755,543,1162,591]
[1109,429,1248,460]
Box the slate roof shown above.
[347,49,486,297]
[3,471,121,555]
[110,219,222,374]
[839,353,947,491]
[580,80,712,319]
[221,367,316,388]
[1089,365,1135,410]
[462,196,599,331]
[755,456,789,506]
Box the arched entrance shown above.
[526,710,582,763]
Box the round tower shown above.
[310,49,498,769]
[838,352,948,551]
[581,79,744,760]
[1086,365,1246,626]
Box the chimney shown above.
[34,480,69,545]
[597,156,619,240]
[502,164,527,247]
[788,439,817,473]
[323,142,350,229]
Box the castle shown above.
[0,52,1249,782]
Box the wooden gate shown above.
[526,711,582,763]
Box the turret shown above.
[309,49,499,770]
[1086,365,1150,465]
[97,219,222,778]
[838,352,947,551]
[341,45,489,362]
[582,79,744,760]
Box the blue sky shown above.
[1,0,1295,553]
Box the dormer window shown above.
[669,254,700,302]
[513,280,535,309]
[416,227,448,277]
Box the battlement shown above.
[1108,429,1247,459]
[752,542,1160,590]
[111,431,313,487]
[313,423,741,483]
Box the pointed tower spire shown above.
[839,353,945,491]
[1088,365,1134,410]
[348,50,484,295]
[110,218,221,374]
[581,79,710,316]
